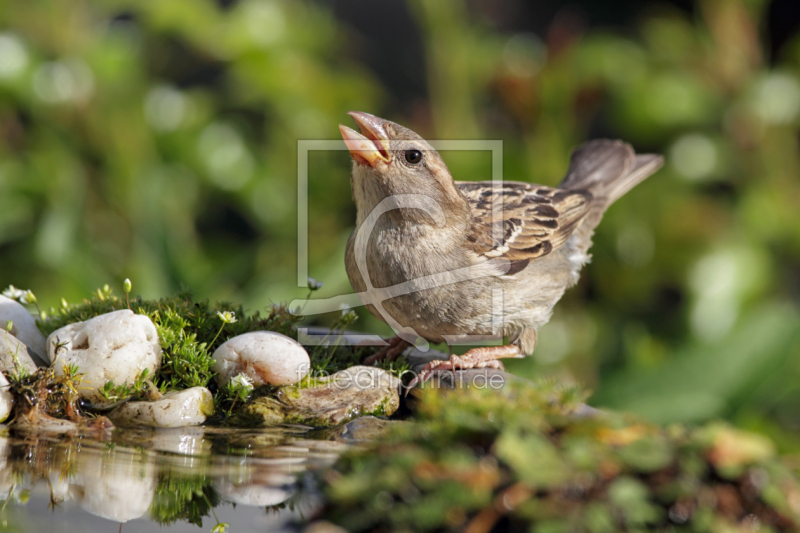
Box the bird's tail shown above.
[558,140,663,255]
[558,140,663,206]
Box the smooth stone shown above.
[213,331,310,387]
[0,373,13,423]
[47,310,162,403]
[0,295,47,360]
[0,331,38,375]
[239,366,401,427]
[108,387,214,428]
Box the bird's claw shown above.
[405,352,505,394]
[404,345,522,395]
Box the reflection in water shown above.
[70,449,157,522]
[0,423,353,530]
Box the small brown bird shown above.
[339,111,663,384]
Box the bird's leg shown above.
[406,345,522,391]
[363,335,412,365]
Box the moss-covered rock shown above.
[236,366,402,427]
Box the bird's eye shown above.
[404,149,423,165]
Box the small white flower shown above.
[307,277,323,291]
[2,285,28,302]
[230,373,253,391]
[217,311,237,324]
[339,303,357,319]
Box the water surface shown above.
[0,423,360,532]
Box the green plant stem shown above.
[209,324,225,347]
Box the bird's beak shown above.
[339,111,391,167]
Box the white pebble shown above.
[46,310,162,403]
[0,295,46,359]
[108,387,214,427]
[212,331,310,387]
[0,373,13,423]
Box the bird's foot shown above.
[363,336,412,365]
[406,345,521,392]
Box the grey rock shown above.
[0,331,38,376]
[239,366,401,427]
[0,295,47,360]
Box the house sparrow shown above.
[339,111,663,385]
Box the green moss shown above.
[369,395,392,418]
[40,287,295,392]
[319,382,800,532]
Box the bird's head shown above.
[339,111,469,226]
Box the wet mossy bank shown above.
[4,287,406,428]
[316,383,800,533]
[5,287,800,532]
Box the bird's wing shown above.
[456,181,593,271]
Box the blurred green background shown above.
[1,0,799,441]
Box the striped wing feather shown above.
[458,181,593,270]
